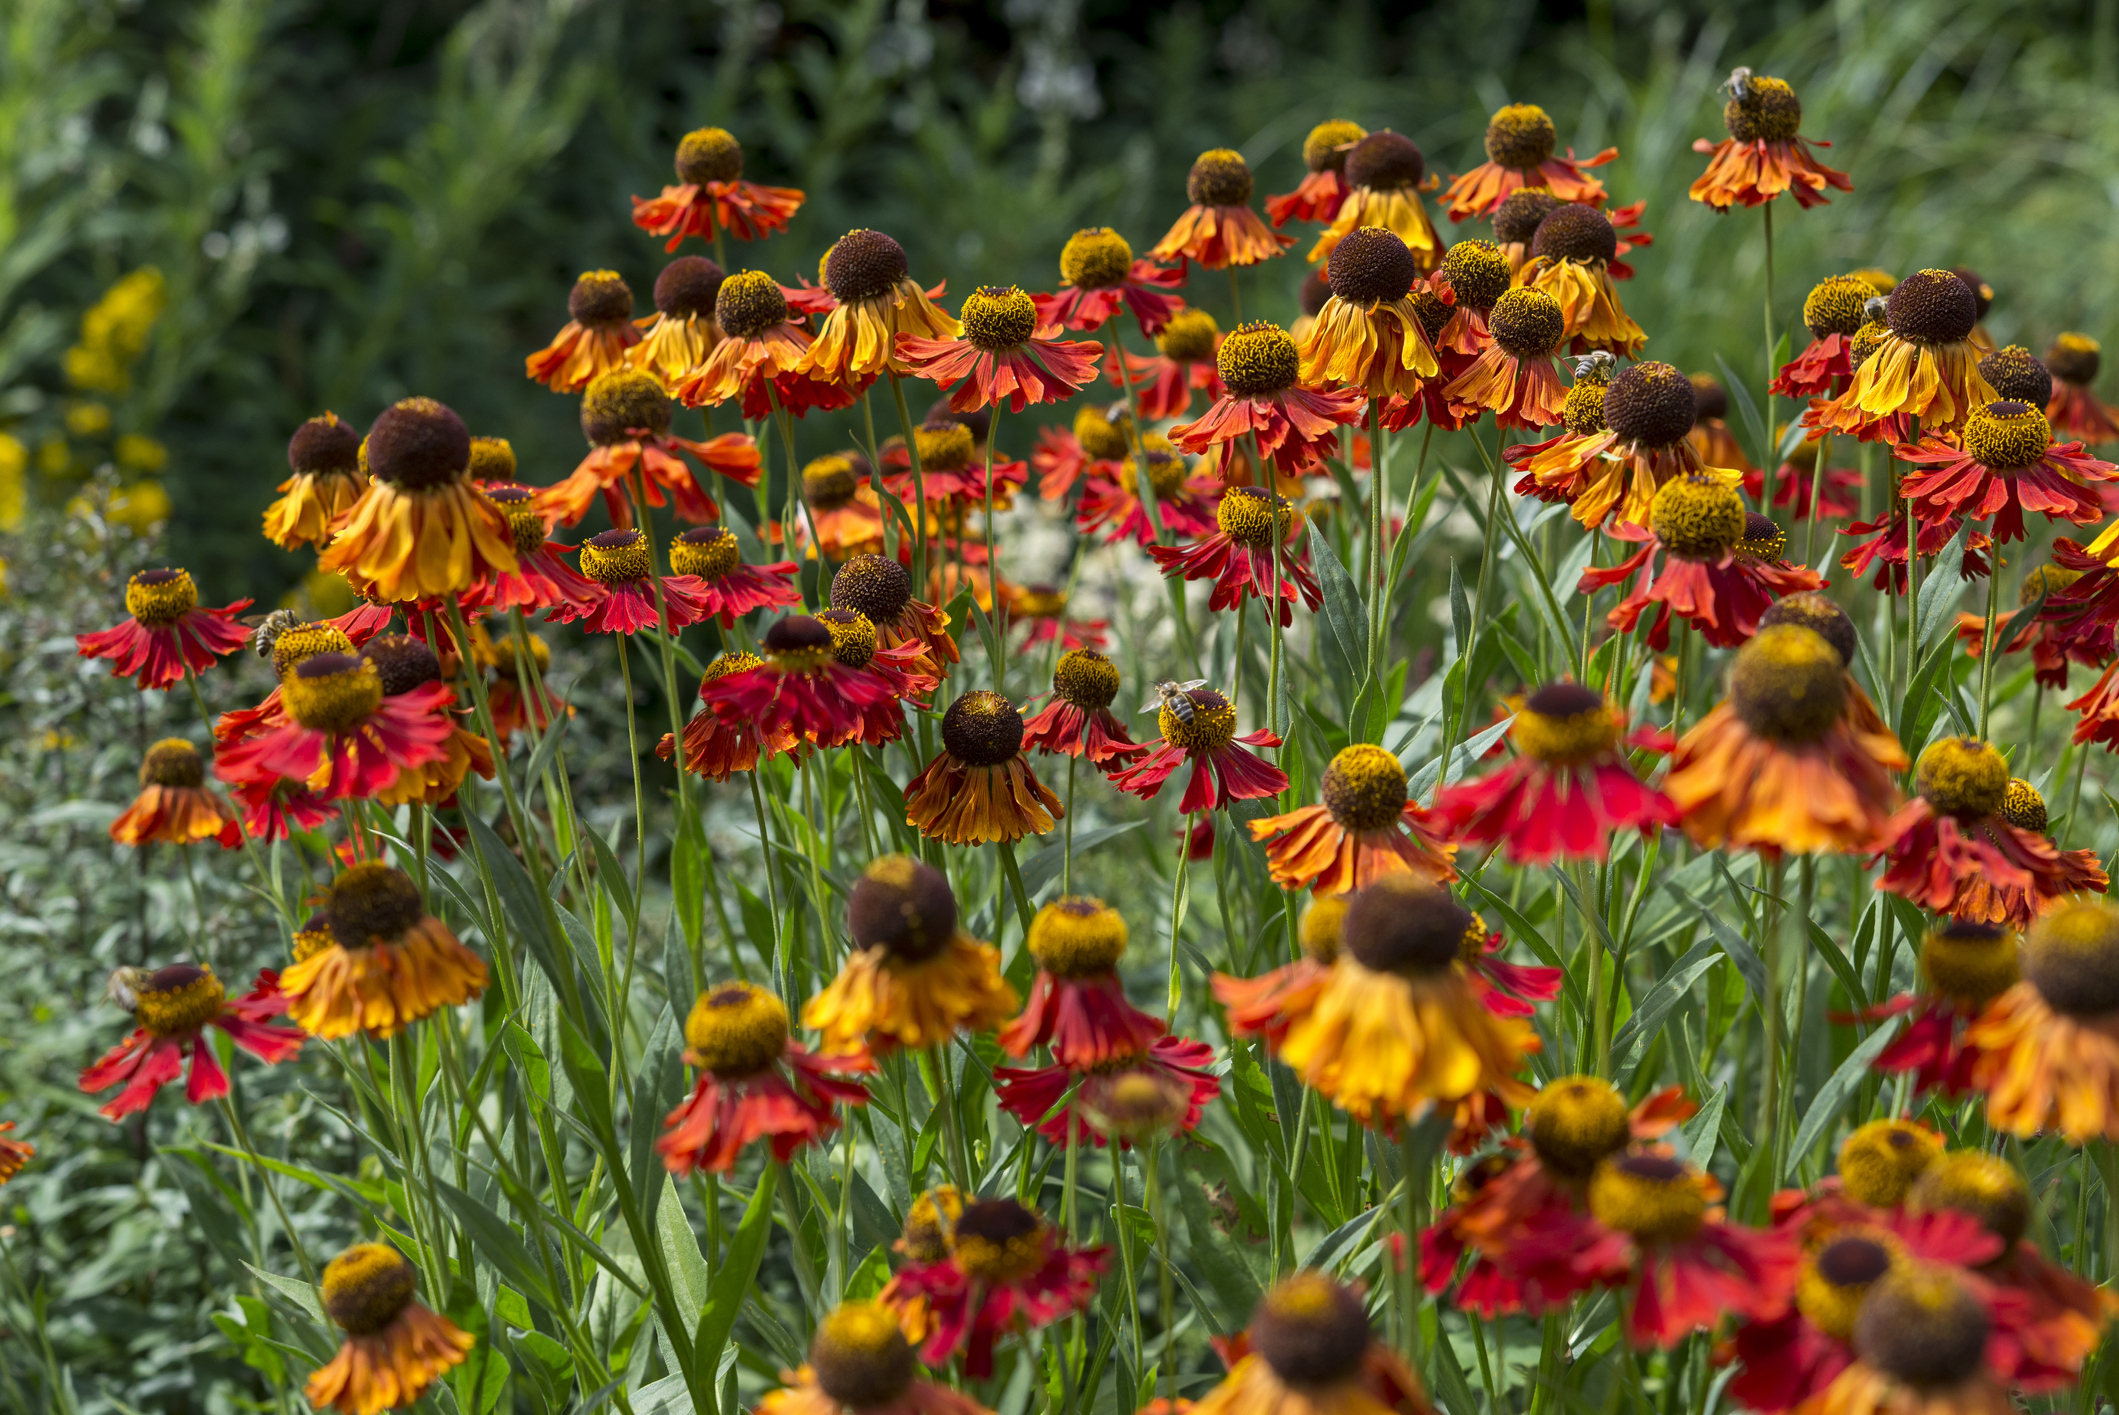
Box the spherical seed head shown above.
[141,737,206,789]
[567,270,633,328]
[1053,647,1121,710]
[1067,404,1125,461]
[1978,345,2050,407]
[1484,103,1558,168]
[960,285,1038,352]
[715,270,789,341]
[289,412,362,475]
[848,855,959,960]
[1759,591,1857,667]
[802,453,865,509]
[1298,895,1348,963]
[900,1186,962,1262]
[1487,287,1566,359]
[1724,74,1802,142]
[1409,288,1453,345]
[914,419,975,472]
[1850,318,1890,367]
[1159,686,1237,751]
[133,962,226,1036]
[1302,120,1367,174]
[1650,474,1747,558]
[1320,744,1409,832]
[361,634,441,696]
[1604,360,1698,448]
[1028,896,1128,977]
[675,126,743,185]
[1797,1233,1896,1340]
[1217,485,1290,548]
[1999,776,2047,832]
[1327,227,1417,305]
[1249,1271,1370,1387]
[817,607,878,668]
[1156,308,1219,364]
[1950,268,1994,322]
[1853,1264,1991,1389]
[1730,625,1846,743]
[580,527,653,584]
[327,861,425,949]
[655,255,726,318]
[1563,379,1609,436]
[1689,374,1729,422]
[366,397,471,490]
[941,690,1025,766]
[697,649,757,685]
[809,1303,916,1410]
[1915,737,2008,818]
[2046,333,2102,387]
[1737,511,1787,562]
[1963,401,2051,471]
[1217,321,1300,396]
[1441,240,1511,314]
[1837,1118,1943,1206]
[1588,1153,1706,1242]
[1887,270,1979,345]
[2023,899,2119,1017]
[322,1243,419,1336]
[830,554,913,624]
[670,525,741,580]
[1341,875,1472,977]
[122,563,194,621]
[1531,203,1617,266]
[270,621,356,679]
[1526,1076,1632,1180]
[1919,919,2021,1010]
[1187,148,1253,207]
[491,631,551,680]
[466,436,516,485]
[1082,1067,1191,1141]
[1805,276,1878,341]
[1345,130,1424,191]
[952,1199,1050,1282]
[825,230,910,305]
[580,368,672,445]
[1060,228,1134,290]
[683,981,789,1078]
[1907,1150,2030,1248]
[283,653,384,733]
[1513,681,1620,765]
[1491,189,1561,246]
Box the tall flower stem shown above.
[888,374,931,589]
[1062,753,1079,894]
[181,665,291,934]
[1146,1140,1175,1408]
[1399,1124,1423,1364]
[1438,424,1509,804]
[1365,398,1389,691]
[980,402,1008,688]
[1761,200,1778,477]
[1165,812,1191,1014]
[1978,545,2004,739]
[1804,433,1831,567]
[217,1094,319,1288]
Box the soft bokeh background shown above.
[4,0,2119,1408]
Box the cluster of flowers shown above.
[29,67,2119,1415]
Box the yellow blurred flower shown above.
[107,481,170,531]
[115,434,167,472]
[0,432,24,530]
[66,401,111,436]
[37,436,70,477]
[64,268,165,394]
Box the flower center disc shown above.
[671,526,743,580]
[284,653,384,733]
[1249,1271,1370,1388]
[1060,227,1133,290]
[1028,896,1128,977]
[848,855,959,960]
[321,1243,419,1336]
[2023,900,2119,1018]
[809,1303,916,1410]
[1836,1118,1942,1207]
[135,963,227,1036]
[125,568,199,627]
[1159,687,1237,752]
[1320,744,1408,832]
[1730,625,1845,743]
[684,981,789,1078]
[1588,1153,1706,1243]
[951,1199,1050,1282]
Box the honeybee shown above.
[1140,678,1209,724]
[243,607,303,659]
[1863,296,1888,324]
[1572,350,1616,381]
[1721,66,1754,99]
[104,966,150,1013]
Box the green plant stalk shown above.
[1147,1139,1175,1410]
[889,374,931,589]
[216,1094,318,1288]
[1804,433,1831,568]
[981,401,1008,688]
[1165,813,1190,1015]
[1977,547,2003,740]
[1062,752,1079,895]
[747,770,785,965]
[1436,424,1509,804]
[1762,199,1778,478]
[1399,1125,1422,1366]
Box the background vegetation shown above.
[6,0,2119,1409]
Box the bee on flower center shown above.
[133,963,227,1036]
[1723,72,1804,144]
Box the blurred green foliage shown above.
[0,0,2113,602]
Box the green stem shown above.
[1062,753,1079,895]
[1978,548,2003,740]
[888,374,931,590]
[1762,199,1778,476]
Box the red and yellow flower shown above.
[1812,271,1998,442]
[1787,1263,2016,1415]
[882,1197,1106,1378]
[669,523,799,625]
[541,368,762,529]
[757,1303,995,1415]
[2045,333,2119,445]
[1689,72,1851,210]
[677,269,853,418]
[897,284,1101,414]
[1194,1273,1434,1415]
[80,964,302,1119]
[524,269,641,392]
[658,651,797,780]
[1515,204,1646,356]
[1515,360,1744,533]
[1110,683,1288,814]
[1862,919,2021,1098]
[1896,399,2118,544]
[306,1243,476,1415]
[1121,307,1226,422]
[1665,623,1907,854]
[996,897,1166,1067]
[109,738,240,847]
[1297,226,1441,407]
[1267,120,1368,227]
[1076,442,1219,547]
[1774,277,1877,398]
[460,484,599,616]
[1445,287,1570,430]
[630,127,804,250]
[1308,132,1442,273]
[804,857,1019,1054]
[1248,744,1456,896]
[77,567,253,691]
[264,412,366,549]
[1020,648,1145,772]
[540,528,708,636]
[213,650,457,802]
[1441,103,1615,221]
[626,255,723,386]
[1032,226,1184,338]
[657,981,872,1174]
[1170,321,1365,476]
[277,864,486,1039]
[1587,480,1824,650]
[829,552,960,681]
[1151,149,1295,270]
[703,615,904,753]
[1966,900,2119,1142]
[796,229,960,387]
[1434,682,1674,863]
[903,690,1065,846]
[0,1123,30,1184]
[1149,486,1322,626]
